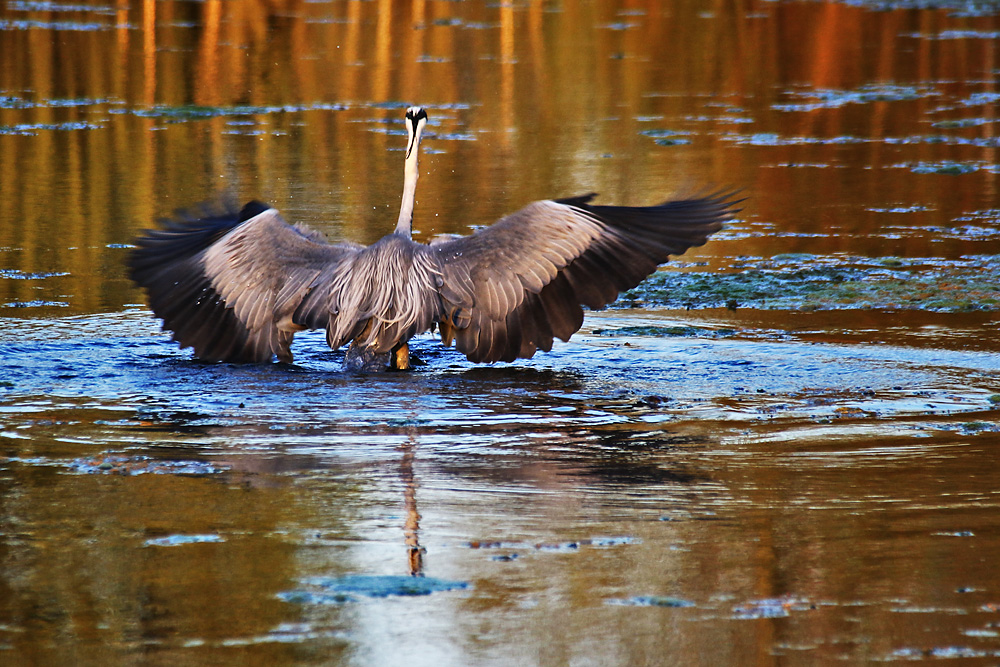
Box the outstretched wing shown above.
[432,191,740,363]
[128,201,362,363]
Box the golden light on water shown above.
[1,2,1000,663]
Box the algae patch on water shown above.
[122,101,349,120]
[623,255,1000,312]
[145,534,225,547]
[607,596,696,608]
[837,0,1000,15]
[70,454,228,476]
[279,575,469,605]
[773,83,936,112]
[594,325,736,338]
[640,128,694,146]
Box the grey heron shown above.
[128,106,740,371]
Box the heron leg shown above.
[390,342,410,370]
[438,317,455,346]
[276,330,295,364]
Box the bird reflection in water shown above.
[400,434,426,576]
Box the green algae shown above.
[132,104,279,119]
[144,534,225,547]
[834,0,1000,15]
[910,161,980,175]
[0,121,102,135]
[594,325,736,338]
[124,101,348,120]
[773,84,936,112]
[932,118,997,128]
[279,575,470,604]
[607,596,696,607]
[654,137,691,146]
[639,128,693,146]
[624,256,1000,312]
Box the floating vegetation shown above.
[961,92,1000,107]
[466,536,639,550]
[623,255,1000,312]
[0,95,117,110]
[3,300,68,308]
[639,128,689,138]
[120,101,348,120]
[773,84,936,112]
[0,269,69,280]
[914,224,1000,240]
[131,104,279,119]
[912,29,1000,39]
[433,132,477,141]
[588,536,641,547]
[959,422,999,434]
[907,161,980,175]
[931,118,996,128]
[607,596,695,607]
[70,455,228,475]
[867,205,935,213]
[279,575,469,604]
[599,21,642,30]
[763,162,838,169]
[733,596,816,620]
[722,133,867,146]
[891,647,1000,660]
[594,325,736,338]
[930,421,1000,436]
[0,96,34,109]
[144,534,225,547]
[7,1,117,13]
[826,0,1000,15]
[0,121,103,135]
[726,130,1000,150]
[683,114,755,124]
[638,128,693,145]
[0,19,113,31]
[369,100,411,110]
[955,208,1000,223]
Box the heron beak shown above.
[404,107,428,160]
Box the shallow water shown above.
[2,0,1000,664]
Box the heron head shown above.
[404,106,428,159]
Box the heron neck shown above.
[394,150,419,236]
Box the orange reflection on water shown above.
[0,0,997,310]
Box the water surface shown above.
[2,0,1000,664]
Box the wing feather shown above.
[131,191,738,367]
[129,202,361,362]
[539,272,585,341]
[434,191,740,363]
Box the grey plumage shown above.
[128,106,741,369]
